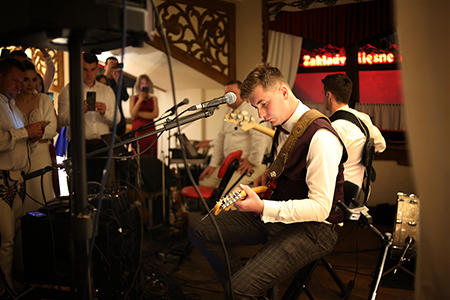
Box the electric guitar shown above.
[212,186,268,215]
[225,110,275,138]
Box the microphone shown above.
[22,159,72,181]
[164,98,189,115]
[188,92,237,111]
[22,166,56,181]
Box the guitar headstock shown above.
[212,189,246,215]
[225,110,258,131]
[211,185,269,216]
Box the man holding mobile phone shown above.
[0,58,46,297]
[58,53,119,184]
[104,56,129,136]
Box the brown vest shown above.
[270,118,346,224]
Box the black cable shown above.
[40,173,63,299]
[148,5,236,299]
[311,271,345,300]
[82,0,127,296]
[352,226,361,282]
[112,180,145,299]
[24,191,44,207]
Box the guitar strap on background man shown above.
[329,110,376,204]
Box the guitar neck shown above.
[212,186,268,215]
[253,124,275,137]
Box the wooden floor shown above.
[143,210,416,300]
[15,207,415,299]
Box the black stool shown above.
[267,181,360,300]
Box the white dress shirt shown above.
[0,94,34,171]
[58,81,119,140]
[209,101,271,168]
[261,101,344,223]
[331,105,386,187]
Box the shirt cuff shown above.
[260,200,281,223]
[15,127,29,140]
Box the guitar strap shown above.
[268,109,327,180]
[329,109,376,204]
[263,110,328,199]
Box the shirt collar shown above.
[83,81,97,90]
[283,100,310,133]
[0,93,8,104]
[335,104,350,112]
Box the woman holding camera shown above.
[129,74,159,157]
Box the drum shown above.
[391,192,420,259]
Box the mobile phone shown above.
[87,91,96,111]
[142,86,149,92]
[40,121,51,128]
[112,63,124,69]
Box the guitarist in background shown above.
[197,80,271,198]
[189,63,347,299]
[322,74,386,191]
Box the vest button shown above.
[270,171,277,178]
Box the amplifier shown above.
[21,204,141,298]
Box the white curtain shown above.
[355,103,405,130]
[303,102,329,117]
[267,30,303,88]
[304,102,405,130]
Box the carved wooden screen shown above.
[2,47,64,93]
[151,0,236,85]
[29,48,64,93]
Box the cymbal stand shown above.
[336,201,393,300]
[382,236,416,278]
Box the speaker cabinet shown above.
[21,204,141,298]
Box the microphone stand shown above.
[119,103,181,141]
[336,201,393,300]
[20,107,217,297]
[86,108,215,159]
[22,109,216,183]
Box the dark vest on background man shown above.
[270,118,346,224]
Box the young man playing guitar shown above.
[189,63,347,299]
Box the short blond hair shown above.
[240,62,288,101]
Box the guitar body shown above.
[263,178,278,199]
[212,186,268,215]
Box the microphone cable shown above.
[82,0,127,297]
[150,1,236,299]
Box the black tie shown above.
[269,126,289,164]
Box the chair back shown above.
[218,150,242,178]
[210,150,243,204]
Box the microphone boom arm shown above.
[86,108,216,158]
[23,108,216,181]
